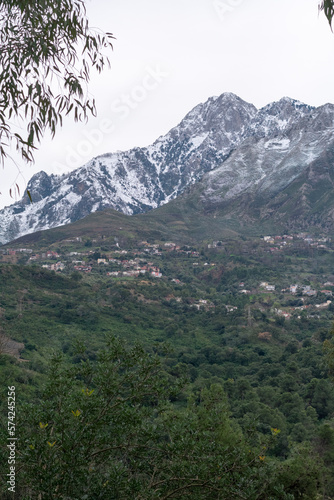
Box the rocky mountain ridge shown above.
[1,92,334,244]
[196,100,334,231]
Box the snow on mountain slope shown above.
[1,93,334,244]
[0,93,256,244]
[202,100,334,205]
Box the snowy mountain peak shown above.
[25,171,59,203]
[259,96,313,116]
[277,96,310,106]
[217,92,251,103]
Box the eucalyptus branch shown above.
[0,0,114,165]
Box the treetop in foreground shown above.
[0,335,326,499]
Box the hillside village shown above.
[1,231,334,322]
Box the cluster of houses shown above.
[141,241,200,257]
[29,250,65,272]
[260,282,276,292]
[259,281,334,298]
[65,256,163,278]
[0,239,207,282]
[207,234,333,256]
[263,235,294,245]
[274,298,332,320]
[190,299,215,311]
[29,250,60,260]
[263,234,331,251]
[281,284,333,297]
[1,245,167,278]
[236,279,334,320]
[260,280,334,320]
[73,265,92,273]
[106,259,162,278]
[42,261,65,272]
[1,247,33,255]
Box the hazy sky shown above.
[1,0,334,209]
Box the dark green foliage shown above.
[0,337,324,499]
[320,0,334,29]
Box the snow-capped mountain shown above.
[197,99,334,230]
[1,93,334,244]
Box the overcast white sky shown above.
[1,0,334,209]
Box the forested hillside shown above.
[1,228,334,498]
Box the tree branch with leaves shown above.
[319,0,334,30]
[0,0,114,166]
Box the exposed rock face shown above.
[199,99,334,230]
[1,93,334,244]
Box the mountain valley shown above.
[2,93,334,498]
